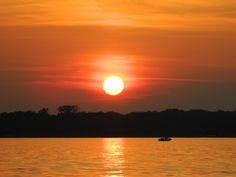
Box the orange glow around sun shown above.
[103,76,124,96]
[88,55,137,97]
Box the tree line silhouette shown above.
[0,105,236,137]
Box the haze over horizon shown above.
[0,0,236,113]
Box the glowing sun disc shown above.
[103,76,124,96]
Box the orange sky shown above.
[0,0,236,112]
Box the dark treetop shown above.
[0,105,236,137]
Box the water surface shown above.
[0,138,235,177]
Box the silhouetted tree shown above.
[57,105,78,115]
[0,107,236,137]
[38,108,49,116]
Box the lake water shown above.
[0,138,235,177]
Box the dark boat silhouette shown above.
[158,137,172,141]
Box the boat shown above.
[158,137,172,141]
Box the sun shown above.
[103,76,124,96]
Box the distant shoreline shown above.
[1,109,236,137]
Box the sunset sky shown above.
[0,0,236,113]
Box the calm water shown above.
[0,138,236,177]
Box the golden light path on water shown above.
[103,139,125,177]
[0,138,236,176]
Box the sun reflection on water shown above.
[103,138,125,177]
